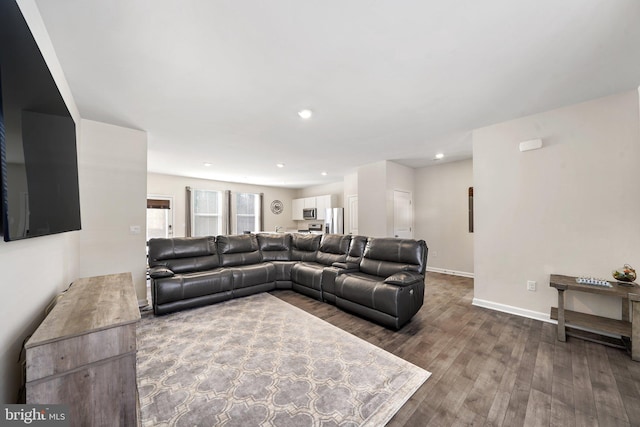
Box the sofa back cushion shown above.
[346,235,367,264]
[360,237,428,277]
[291,233,321,261]
[315,234,351,266]
[148,236,220,273]
[217,234,262,266]
[257,233,292,261]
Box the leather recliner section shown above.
[333,238,428,329]
[257,233,296,289]
[291,234,352,300]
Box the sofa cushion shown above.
[346,235,367,264]
[218,234,262,267]
[360,238,427,277]
[229,263,276,289]
[269,261,297,283]
[257,233,292,261]
[315,234,351,266]
[291,233,321,261]
[148,236,220,273]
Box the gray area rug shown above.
[137,293,430,426]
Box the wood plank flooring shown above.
[270,272,640,427]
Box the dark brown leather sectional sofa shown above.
[148,233,428,329]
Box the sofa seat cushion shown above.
[229,263,276,289]
[269,261,297,282]
[154,270,232,305]
[334,272,412,317]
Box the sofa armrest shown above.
[384,271,423,287]
[332,262,360,272]
[149,266,175,279]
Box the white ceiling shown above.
[34,0,640,188]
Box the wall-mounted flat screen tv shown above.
[0,0,81,241]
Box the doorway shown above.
[347,194,358,235]
[146,196,174,241]
[393,190,412,238]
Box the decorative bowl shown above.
[612,264,636,282]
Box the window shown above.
[234,193,261,234]
[192,189,222,236]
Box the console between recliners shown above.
[148,233,428,329]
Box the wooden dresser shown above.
[25,273,141,426]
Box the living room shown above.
[1,0,640,425]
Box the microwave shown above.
[302,208,317,220]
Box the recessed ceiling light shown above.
[434,153,444,160]
[276,163,285,168]
[298,109,313,119]
[203,162,212,167]
[321,171,328,176]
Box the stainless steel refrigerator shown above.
[324,208,344,234]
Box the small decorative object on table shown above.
[575,277,612,287]
[612,264,636,284]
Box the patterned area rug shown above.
[137,293,430,426]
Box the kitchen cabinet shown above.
[316,195,337,220]
[292,195,337,221]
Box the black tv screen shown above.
[0,0,81,241]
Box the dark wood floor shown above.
[271,272,640,427]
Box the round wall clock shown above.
[270,200,284,215]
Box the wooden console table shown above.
[549,274,640,361]
[25,273,140,426]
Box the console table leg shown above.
[632,295,639,362]
[557,289,566,342]
[622,297,629,322]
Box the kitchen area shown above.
[289,194,344,235]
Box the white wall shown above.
[296,181,344,206]
[473,91,640,320]
[0,0,82,403]
[356,161,415,237]
[147,173,298,235]
[415,159,474,275]
[357,161,388,237]
[78,120,148,303]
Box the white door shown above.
[393,190,412,238]
[347,194,358,235]
[146,196,174,240]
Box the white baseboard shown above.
[138,298,149,308]
[426,267,474,279]
[472,298,550,323]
